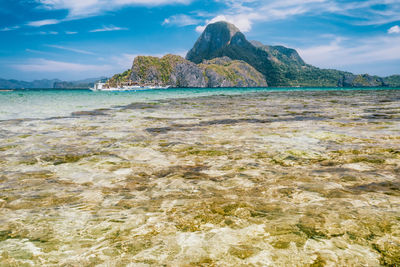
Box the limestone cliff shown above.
[200,57,267,87]
[127,54,267,88]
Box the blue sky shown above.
[0,0,399,81]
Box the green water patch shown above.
[228,245,260,259]
[270,150,327,167]
[350,156,386,164]
[153,164,210,180]
[40,151,110,165]
[170,145,230,158]
[372,239,400,266]
[0,145,17,152]
[348,181,400,196]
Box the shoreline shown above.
[3,86,400,90]
[1,87,400,122]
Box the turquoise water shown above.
[0,87,398,120]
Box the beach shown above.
[0,89,399,266]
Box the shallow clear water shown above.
[1,89,400,265]
[1,87,398,120]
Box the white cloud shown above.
[65,31,78,34]
[35,0,192,18]
[0,25,20,32]
[25,31,59,35]
[298,35,400,69]
[46,45,95,55]
[388,25,400,34]
[194,0,400,33]
[195,0,323,33]
[195,14,257,33]
[109,53,139,69]
[27,19,62,27]
[26,49,55,56]
[13,58,111,73]
[162,14,200,26]
[90,25,128,32]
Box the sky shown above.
[0,0,399,81]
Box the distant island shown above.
[106,21,400,88]
[0,77,107,89]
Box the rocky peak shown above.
[186,21,246,63]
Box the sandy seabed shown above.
[0,90,399,266]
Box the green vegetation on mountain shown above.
[186,21,392,87]
[384,75,400,87]
[0,77,108,89]
[199,57,267,87]
[0,79,61,89]
[124,54,266,88]
[106,69,132,87]
[106,21,399,88]
[342,74,385,87]
[131,54,188,85]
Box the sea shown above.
[1,86,400,265]
[0,87,398,121]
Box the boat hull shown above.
[90,86,170,92]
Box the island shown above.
[104,21,400,88]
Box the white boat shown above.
[91,82,170,91]
[92,82,106,90]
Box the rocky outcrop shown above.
[170,59,207,87]
[129,54,206,87]
[200,57,267,87]
[383,75,400,87]
[338,74,387,87]
[186,22,275,85]
[186,22,241,64]
[128,54,267,88]
[251,41,305,67]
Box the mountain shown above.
[186,22,280,85]
[106,21,398,88]
[384,75,400,87]
[107,54,267,88]
[186,21,387,87]
[0,79,61,89]
[0,77,107,89]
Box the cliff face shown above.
[128,54,267,88]
[338,74,386,87]
[186,22,276,86]
[186,22,241,64]
[129,54,206,87]
[200,57,267,87]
